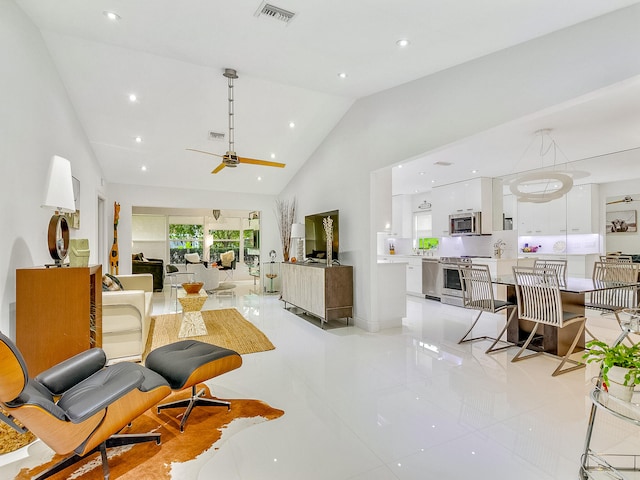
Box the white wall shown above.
[279,5,640,332]
[0,2,105,337]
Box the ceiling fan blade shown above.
[186,148,224,158]
[211,163,226,174]
[606,195,634,205]
[238,157,286,168]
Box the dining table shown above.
[492,274,639,357]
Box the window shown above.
[132,214,166,260]
[209,228,240,264]
[169,222,203,264]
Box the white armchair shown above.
[186,262,220,291]
[102,274,154,363]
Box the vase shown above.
[606,365,635,402]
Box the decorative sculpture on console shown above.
[110,202,120,274]
[323,216,333,267]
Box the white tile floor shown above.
[1,282,636,479]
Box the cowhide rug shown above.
[14,386,284,479]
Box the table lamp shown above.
[42,155,76,267]
[290,223,305,261]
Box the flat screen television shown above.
[304,210,339,261]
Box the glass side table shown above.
[580,308,640,479]
[264,261,280,294]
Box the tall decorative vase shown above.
[323,216,333,267]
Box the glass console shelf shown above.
[581,308,640,479]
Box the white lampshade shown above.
[291,223,305,238]
[42,155,75,213]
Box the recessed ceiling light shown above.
[141,165,147,171]
[419,172,425,175]
[135,136,142,143]
[471,169,478,174]
[129,93,137,102]
[338,72,347,79]
[289,122,295,128]
[103,11,121,21]
[431,180,436,183]
[396,39,410,47]
[270,153,276,159]
[257,176,262,181]
[397,164,403,169]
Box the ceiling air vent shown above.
[433,161,453,166]
[208,131,225,141]
[255,2,296,24]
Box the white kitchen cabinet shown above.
[431,186,451,236]
[432,177,494,236]
[517,196,567,235]
[391,194,413,238]
[567,184,599,234]
[516,184,598,235]
[405,257,422,296]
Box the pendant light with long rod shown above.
[186,68,286,174]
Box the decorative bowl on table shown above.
[181,282,204,294]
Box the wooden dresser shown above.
[281,262,353,326]
[16,265,102,376]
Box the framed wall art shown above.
[606,210,637,233]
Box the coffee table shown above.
[177,288,208,338]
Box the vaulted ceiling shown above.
[16,0,640,195]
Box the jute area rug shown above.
[16,386,284,479]
[0,415,36,454]
[144,307,275,358]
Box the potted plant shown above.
[583,340,640,402]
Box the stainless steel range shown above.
[439,257,472,307]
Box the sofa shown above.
[132,253,164,292]
[102,273,154,363]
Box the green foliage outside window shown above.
[169,224,203,240]
[209,228,241,262]
[169,223,203,263]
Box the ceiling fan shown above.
[187,68,286,174]
[606,195,634,205]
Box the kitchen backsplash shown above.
[377,230,599,258]
[439,231,519,258]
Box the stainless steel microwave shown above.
[449,212,482,236]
